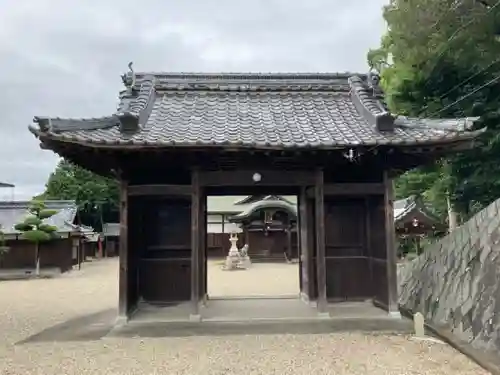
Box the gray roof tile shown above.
[0,200,78,235]
[30,72,481,149]
[394,196,441,225]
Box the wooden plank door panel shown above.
[324,197,371,301]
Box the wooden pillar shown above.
[286,225,292,260]
[305,188,317,300]
[199,193,207,304]
[383,171,400,316]
[77,238,82,270]
[118,178,129,322]
[298,187,308,301]
[190,169,201,319]
[297,193,303,291]
[315,170,327,314]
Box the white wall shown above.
[206,214,242,233]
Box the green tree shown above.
[41,160,119,230]
[369,0,500,229]
[14,200,58,276]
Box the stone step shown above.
[107,316,413,338]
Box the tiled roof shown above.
[229,199,298,222]
[0,200,78,235]
[207,195,297,214]
[394,196,441,225]
[29,71,482,150]
[233,195,295,206]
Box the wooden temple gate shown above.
[28,69,481,324]
[118,168,399,318]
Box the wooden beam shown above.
[383,171,399,314]
[306,183,385,197]
[128,184,192,196]
[199,170,315,187]
[190,169,201,318]
[118,178,129,321]
[315,169,328,314]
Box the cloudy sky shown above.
[0,0,388,200]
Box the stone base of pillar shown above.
[114,315,128,327]
[317,312,330,319]
[388,310,402,319]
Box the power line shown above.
[413,0,500,118]
[426,75,500,118]
[426,0,500,76]
[417,57,500,116]
[371,1,479,71]
[430,1,462,31]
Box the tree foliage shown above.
[369,0,500,226]
[14,201,58,242]
[14,200,58,275]
[41,160,119,230]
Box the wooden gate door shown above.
[139,197,192,303]
[324,197,371,301]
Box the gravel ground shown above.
[207,260,300,297]
[0,258,489,375]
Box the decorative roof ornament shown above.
[120,62,136,92]
[366,69,396,131]
[367,69,383,98]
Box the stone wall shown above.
[398,198,500,353]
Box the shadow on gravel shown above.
[16,308,117,344]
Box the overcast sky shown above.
[0,0,389,200]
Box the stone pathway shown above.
[0,259,489,374]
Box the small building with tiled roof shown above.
[0,200,82,273]
[28,65,483,324]
[206,195,299,261]
[394,196,445,236]
[393,196,446,258]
